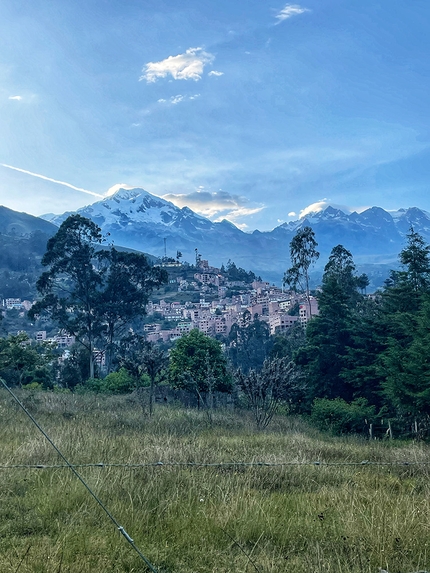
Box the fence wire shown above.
[1,459,430,470]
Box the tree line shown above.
[286,225,430,437]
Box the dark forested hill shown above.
[0,205,57,236]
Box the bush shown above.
[311,397,376,435]
[85,368,149,394]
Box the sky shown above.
[1,0,430,231]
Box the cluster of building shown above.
[1,259,319,349]
[2,298,33,312]
[144,260,319,343]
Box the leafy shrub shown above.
[85,368,149,394]
[311,397,376,435]
[22,381,42,390]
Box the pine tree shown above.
[296,245,365,405]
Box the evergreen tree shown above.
[399,227,430,294]
[270,323,306,360]
[382,296,430,422]
[296,245,365,405]
[340,296,386,407]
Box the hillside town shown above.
[144,259,318,343]
[1,257,319,357]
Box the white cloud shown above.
[288,211,296,217]
[1,164,103,198]
[157,94,200,105]
[299,200,352,218]
[162,189,264,224]
[140,47,215,83]
[275,4,310,23]
[105,183,134,197]
[8,95,22,101]
[214,206,265,222]
[208,70,224,77]
[235,222,249,231]
[170,95,184,105]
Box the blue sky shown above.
[1,0,429,231]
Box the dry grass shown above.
[1,389,429,573]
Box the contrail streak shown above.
[1,164,104,198]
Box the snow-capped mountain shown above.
[43,187,247,262]
[42,187,430,282]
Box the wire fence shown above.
[1,459,430,470]
[3,377,430,573]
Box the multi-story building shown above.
[299,298,319,326]
[4,298,22,310]
[269,314,300,335]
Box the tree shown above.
[169,329,232,399]
[356,273,370,294]
[225,260,257,283]
[96,249,167,372]
[0,333,52,388]
[29,215,167,380]
[270,322,306,360]
[399,227,430,294]
[381,228,430,316]
[295,245,365,405]
[58,345,92,389]
[284,227,319,317]
[381,296,430,425]
[235,357,303,429]
[340,296,386,408]
[374,229,430,426]
[29,215,104,379]
[323,245,362,305]
[227,311,272,372]
[119,335,168,415]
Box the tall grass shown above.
[1,389,429,572]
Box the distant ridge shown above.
[0,205,57,236]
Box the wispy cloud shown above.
[170,95,184,105]
[299,200,352,218]
[8,95,22,101]
[140,47,214,83]
[105,183,134,197]
[275,4,310,23]
[157,94,200,105]
[1,164,103,198]
[162,189,264,226]
[208,70,224,77]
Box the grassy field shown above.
[1,390,429,573]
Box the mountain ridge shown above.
[40,187,430,280]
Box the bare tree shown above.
[235,357,303,429]
[119,335,168,416]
